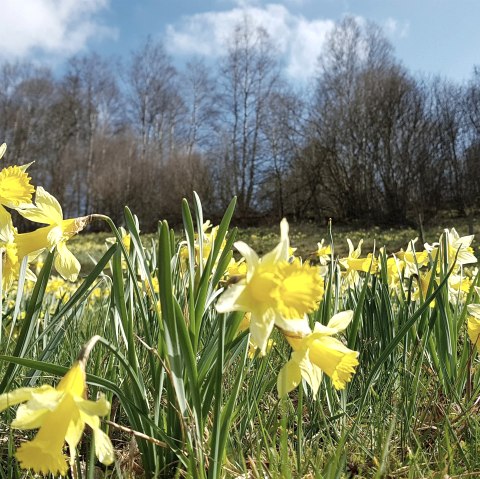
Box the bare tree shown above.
[303,16,431,224]
[126,37,181,164]
[62,52,122,215]
[216,17,281,216]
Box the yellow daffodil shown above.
[191,220,225,267]
[468,318,480,353]
[426,228,477,271]
[238,312,251,333]
[468,313,480,352]
[395,238,428,278]
[445,228,477,267]
[216,219,323,354]
[0,208,20,290]
[412,269,436,307]
[467,287,480,352]
[0,207,36,291]
[225,257,247,278]
[339,239,377,287]
[316,239,332,265]
[448,273,472,304]
[386,256,405,292]
[0,143,35,215]
[0,164,35,213]
[15,187,90,281]
[0,360,114,475]
[277,310,359,398]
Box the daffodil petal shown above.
[277,358,302,397]
[54,241,81,282]
[75,394,111,417]
[234,241,259,276]
[17,186,63,225]
[15,226,51,260]
[293,349,324,398]
[18,161,34,172]
[468,304,480,318]
[56,361,86,395]
[468,315,480,352]
[325,310,354,333]
[249,309,275,355]
[93,428,115,465]
[262,218,289,265]
[47,225,63,246]
[0,205,14,242]
[23,388,63,412]
[0,385,53,412]
[215,283,247,313]
[11,404,50,430]
[275,315,311,336]
[65,413,85,466]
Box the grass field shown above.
[2,201,480,478]
[69,212,478,273]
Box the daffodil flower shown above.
[0,361,114,475]
[448,273,472,304]
[15,187,90,281]
[395,238,428,278]
[316,239,332,265]
[0,143,34,218]
[412,269,436,308]
[385,256,405,292]
[339,239,377,287]
[445,228,477,266]
[277,310,359,398]
[425,228,477,271]
[0,207,36,291]
[467,287,480,353]
[216,219,323,354]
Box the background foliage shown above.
[1,17,480,229]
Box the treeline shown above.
[1,16,480,229]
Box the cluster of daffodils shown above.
[0,143,89,294]
[216,219,360,398]
[0,339,113,475]
[179,220,247,278]
[338,228,477,306]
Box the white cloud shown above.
[165,3,335,82]
[0,0,116,60]
[384,17,410,39]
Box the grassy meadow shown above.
[2,197,480,478]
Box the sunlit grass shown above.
[2,200,480,478]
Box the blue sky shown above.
[0,0,478,83]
